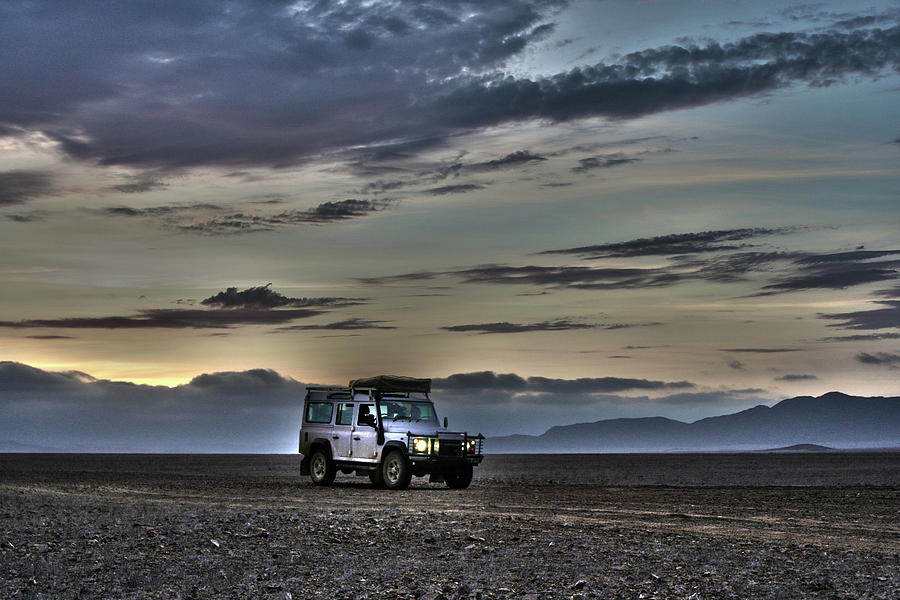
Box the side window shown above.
[305,402,333,424]
[336,403,354,426]
[357,404,377,427]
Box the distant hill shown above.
[488,392,900,453]
[0,440,63,453]
[761,443,832,452]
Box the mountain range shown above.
[488,392,900,453]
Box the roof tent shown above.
[348,375,431,394]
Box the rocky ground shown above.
[1,453,898,599]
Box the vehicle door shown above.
[332,402,354,459]
[352,403,379,462]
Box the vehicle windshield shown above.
[379,400,437,422]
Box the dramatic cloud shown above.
[2,3,898,169]
[178,199,393,234]
[428,24,900,131]
[0,362,305,452]
[276,318,396,331]
[855,352,900,366]
[425,184,485,195]
[2,362,775,449]
[200,284,365,310]
[719,348,804,353]
[571,153,639,173]
[111,179,168,194]
[760,251,900,294]
[820,300,900,330]
[775,374,818,381]
[0,285,369,330]
[0,170,53,206]
[433,371,694,393]
[442,319,598,334]
[0,308,325,330]
[542,227,794,259]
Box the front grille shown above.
[438,439,462,457]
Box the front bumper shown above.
[406,432,484,464]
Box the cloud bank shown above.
[2,3,898,170]
[2,362,768,450]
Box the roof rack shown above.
[348,375,431,394]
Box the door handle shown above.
[332,435,339,439]
[353,436,361,440]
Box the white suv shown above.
[298,376,483,490]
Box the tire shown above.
[445,463,473,489]
[309,448,336,486]
[368,467,384,487]
[381,450,411,490]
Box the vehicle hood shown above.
[383,421,459,437]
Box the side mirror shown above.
[443,416,448,428]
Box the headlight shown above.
[412,438,429,453]
[466,439,478,453]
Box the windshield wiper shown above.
[392,415,412,421]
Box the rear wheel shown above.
[445,463,473,489]
[309,448,336,486]
[382,450,411,490]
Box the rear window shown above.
[305,402,333,424]
[336,403,354,426]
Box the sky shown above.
[1,0,899,451]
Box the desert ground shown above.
[1,452,898,599]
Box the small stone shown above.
[572,579,588,590]
[209,539,220,548]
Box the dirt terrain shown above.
[2,453,898,599]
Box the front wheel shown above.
[309,448,336,486]
[382,450,411,490]
[445,463,473,489]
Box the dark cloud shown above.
[176,199,393,234]
[433,371,694,393]
[0,1,566,169]
[101,203,223,217]
[474,150,547,170]
[200,284,365,310]
[728,360,745,370]
[276,318,395,331]
[0,361,95,391]
[442,319,598,334]
[542,227,794,259]
[0,362,306,452]
[760,259,900,293]
[0,170,53,206]
[0,308,325,330]
[359,227,898,299]
[187,368,294,391]
[425,184,485,195]
[3,4,896,170]
[429,24,900,132]
[25,335,74,340]
[719,348,804,353]
[0,285,368,330]
[571,153,639,173]
[111,179,167,194]
[775,374,818,381]
[854,352,900,366]
[5,211,48,223]
[820,300,900,330]
[821,332,900,342]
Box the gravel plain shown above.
[1,453,898,599]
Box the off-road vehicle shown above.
[299,375,484,489]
